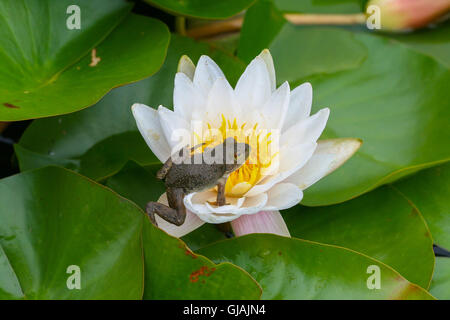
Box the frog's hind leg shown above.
[146,187,186,226]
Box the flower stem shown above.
[186,13,367,39]
[187,17,243,38]
[284,13,366,25]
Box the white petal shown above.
[261,81,290,130]
[235,56,272,110]
[231,210,290,237]
[184,192,268,224]
[240,192,268,214]
[205,197,245,214]
[193,55,225,97]
[282,82,312,132]
[285,138,362,190]
[205,77,240,126]
[173,73,206,121]
[281,107,330,147]
[263,183,303,211]
[177,55,195,80]
[131,103,171,162]
[184,190,216,214]
[158,106,191,149]
[257,49,276,91]
[245,141,317,196]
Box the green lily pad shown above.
[283,185,434,289]
[0,166,263,300]
[0,166,144,299]
[238,0,370,63]
[198,234,434,299]
[388,21,450,69]
[391,163,450,250]
[238,0,287,63]
[142,221,261,299]
[269,25,367,81]
[0,0,170,121]
[105,161,165,210]
[0,245,23,300]
[430,257,450,300]
[15,34,245,180]
[144,0,257,19]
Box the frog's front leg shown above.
[216,177,227,206]
[146,187,186,226]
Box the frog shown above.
[146,137,251,227]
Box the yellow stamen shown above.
[200,115,276,197]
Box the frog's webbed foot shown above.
[146,202,186,226]
[146,187,186,227]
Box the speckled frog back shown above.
[164,162,227,193]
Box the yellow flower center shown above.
[195,115,275,198]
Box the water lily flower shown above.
[132,50,361,238]
[367,0,450,31]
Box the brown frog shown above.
[146,137,250,226]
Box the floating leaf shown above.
[0,0,170,120]
[238,0,287,63]
[392,162,450,249]
[142,221,261,299]
[283,185,434,289]
[429,257,450,300]
[105,161,165,210]
[388,21,450,69]
[198,234,434,299]
[0,166,143,299]
[269,25,367,81]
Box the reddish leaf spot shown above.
[189,266,216,283]
[3,103,20,109]
[185,249,198,259]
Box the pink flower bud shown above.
[367,0,450,31]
